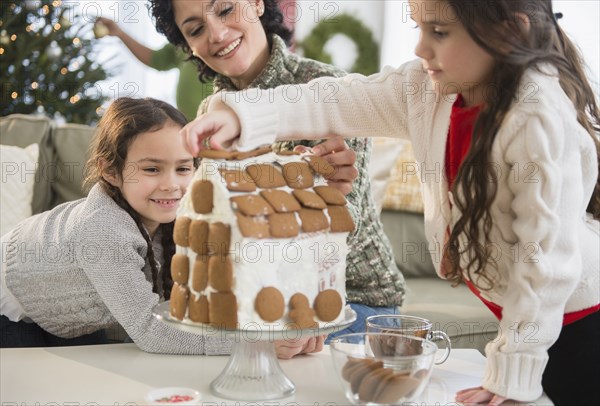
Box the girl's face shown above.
[116,122,194,237]
[410,0,496,106]
[173,0,270,89]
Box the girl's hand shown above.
[294,136,358,196]
[455,386,507,406]
[275,335,326,359]
[180,101,241,155]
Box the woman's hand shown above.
[180,100,241,155]
[455,386,507,406]
[294,136,358,196]
[275,335,326,359]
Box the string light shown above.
[26,24,34,32]
[10,34,16,41]
[60,67,68,75]
[72,37,80,45]
[70,95,81,104]
[31,82,38,89]
[11,92,18,99]
[53,1,62,6]
[42,5,50,14]
[0,48,4,55]
[53,23,61,30]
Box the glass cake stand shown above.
[153,302,356,401]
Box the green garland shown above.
[300,13,380,76]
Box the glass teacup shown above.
[366,315,451,364]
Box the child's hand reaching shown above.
[455,386,507,406]
[180,99,241,155]
[275,336,326,359]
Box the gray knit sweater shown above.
[4,184,230,355]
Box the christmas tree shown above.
[0,0,110,124]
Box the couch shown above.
[1,114,498,353]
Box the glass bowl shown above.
[329,332,437,405]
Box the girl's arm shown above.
[181,61,425,154]
[76,207,230,355]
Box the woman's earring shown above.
[258,7,264,16]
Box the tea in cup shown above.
[366,315,451,364]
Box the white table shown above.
[1,344,552,405]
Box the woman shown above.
[149,0,406,356]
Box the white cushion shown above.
[1,143,39,237]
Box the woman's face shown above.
[173,0,270,89]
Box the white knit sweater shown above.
[219,59,600,400]
[3,184,231,355]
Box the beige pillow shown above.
[382,140,424,213]
[1,144,39,236]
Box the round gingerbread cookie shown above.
[255,287,285,322]
[313,289,343,322]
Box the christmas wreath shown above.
[300,13,379,75]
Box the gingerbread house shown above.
[169,147,355,330]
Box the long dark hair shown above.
[444,0,600,289]
[84,97,191,300]
[148,0,293,82]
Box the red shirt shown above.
[445,94,599,326]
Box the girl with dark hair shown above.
[148,0,407,358]
[180,0,600,404]
[0,98,229,355]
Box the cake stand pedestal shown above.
[153,302,356,401]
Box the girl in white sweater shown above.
[180,0,600,404]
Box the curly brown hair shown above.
[84,97,194,300]
[148,0,293,82]
[443,0,600,290]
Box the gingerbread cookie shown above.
[276,149,300,156]
[359,367,394,402]
[303,155,336,177]
[349,360,384,393]
[169,283,189,320]
[173,216,191,247]
[209,292,238,329]
[236,212,270,238]
[209,255,233,292]
[327,205,355,233]
[233,146,273,160]
[298,208,329,233]
[191,256,208,292]
[246,163,286,188]
[288,293,317,329]
[208,222,231,256]
[191,180,213,214]
[282,162,314,189]
[313,289,343,321]
[260,189,301,213]
[292,189,327,209]
[220,169,256,192]
[231,194,274,216]
[313,185,347,205]
[188,294,209,323]
[255,287,285,322]
[171,253,189,285]
[189,219,209,255]
[269,212,300,238]
[374,374,420,403]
